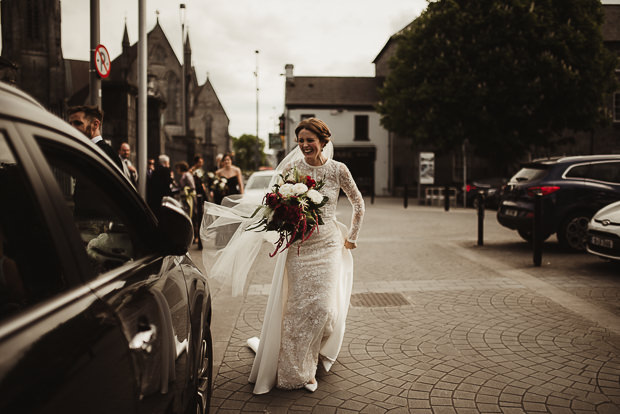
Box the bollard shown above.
[444,185,450,211]
[404,184,408,209]
[533,192,543,266]
[477,190,485,246]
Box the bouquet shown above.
[248,167,328,256]
[206,172,228,193]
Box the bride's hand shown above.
[344,240,356,249]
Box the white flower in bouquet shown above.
[292,183,308,195]
[307,189,324,204]
[207,171,215,179]
[220,177,228,184]
[218,182,226,190]
[279,183,295,197]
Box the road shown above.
[190,197,620,413]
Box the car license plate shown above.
[590,235,613,249]
[505,208,518,217]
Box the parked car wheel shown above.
[195,323,213,414]
[558,212,591,251]
[187,303,213,414]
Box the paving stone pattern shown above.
[207,199,620,413]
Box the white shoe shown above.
[321,358,333,372]
[247,337,259,353]
[304,380,318,392]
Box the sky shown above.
[55,0,430,141]
[4,0,620,141]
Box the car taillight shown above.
[466,185,477,192]
[527,186,560,197]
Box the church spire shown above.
[184,31,192,54]
[122,20,130,48]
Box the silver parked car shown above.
[587,200,620,261]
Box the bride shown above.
[201,118,364,394]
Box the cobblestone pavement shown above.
[191,198,620,413]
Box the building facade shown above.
[1,0,230,171]
[284,67,389,197]
[286,4,620,197]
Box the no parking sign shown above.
[94,44,111,78]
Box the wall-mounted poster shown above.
[419,152,434,185]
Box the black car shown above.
[0,83,212,413]
[497,155,620,251]
[462,177,508,209]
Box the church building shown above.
[1,0,230,170]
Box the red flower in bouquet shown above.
[304,175,316,189]
[248,167,328,256]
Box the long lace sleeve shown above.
[339,162,365,243]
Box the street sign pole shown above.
[89,0,101,107]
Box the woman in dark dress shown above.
[214,153,244,204]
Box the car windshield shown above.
[509,167,547,183]
[246,174,272,190]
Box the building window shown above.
[165,72,179,124]
[354,115,369,141]
[27,0,42,42]
[614,93,620,123]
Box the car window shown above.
[247,174,273,189]
[586,162,620,184]
[509,167,547,183]
[0,131,66,320]
[36,138,153,277]
[564,164,590,179]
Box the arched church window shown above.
[165,71,180,124]
[26,0,42,42]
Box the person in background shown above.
[214,152,244,204]
[147,158,155,178]
[175,161,197,221]
[118,142,138,186]
[190,155,207,249]
[206,153,224,203]
[147,155,173,218]
[67,105,124,171]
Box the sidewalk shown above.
[190,197,620,413]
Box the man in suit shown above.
[119,142,138,186]
[67,105,124,170]
[147,154,173,219]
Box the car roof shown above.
[530,154,620,166]
[0,81,97,150]
[249,170,275,176]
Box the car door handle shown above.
[129,324,157,353]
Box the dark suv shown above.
[497,155,620,251]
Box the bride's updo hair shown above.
[295,118,332,144]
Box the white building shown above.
[283,65,390,197]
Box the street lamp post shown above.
[254,50,260,170]
[179,4,187,137]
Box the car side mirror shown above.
[157,196,193,255]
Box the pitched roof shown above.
[285,77,381,108]
[373,21,414,64]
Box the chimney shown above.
[285,64,294,80]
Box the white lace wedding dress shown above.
[248,157,365,393]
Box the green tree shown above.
[377,0,617,168]
[232,134,267,172]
